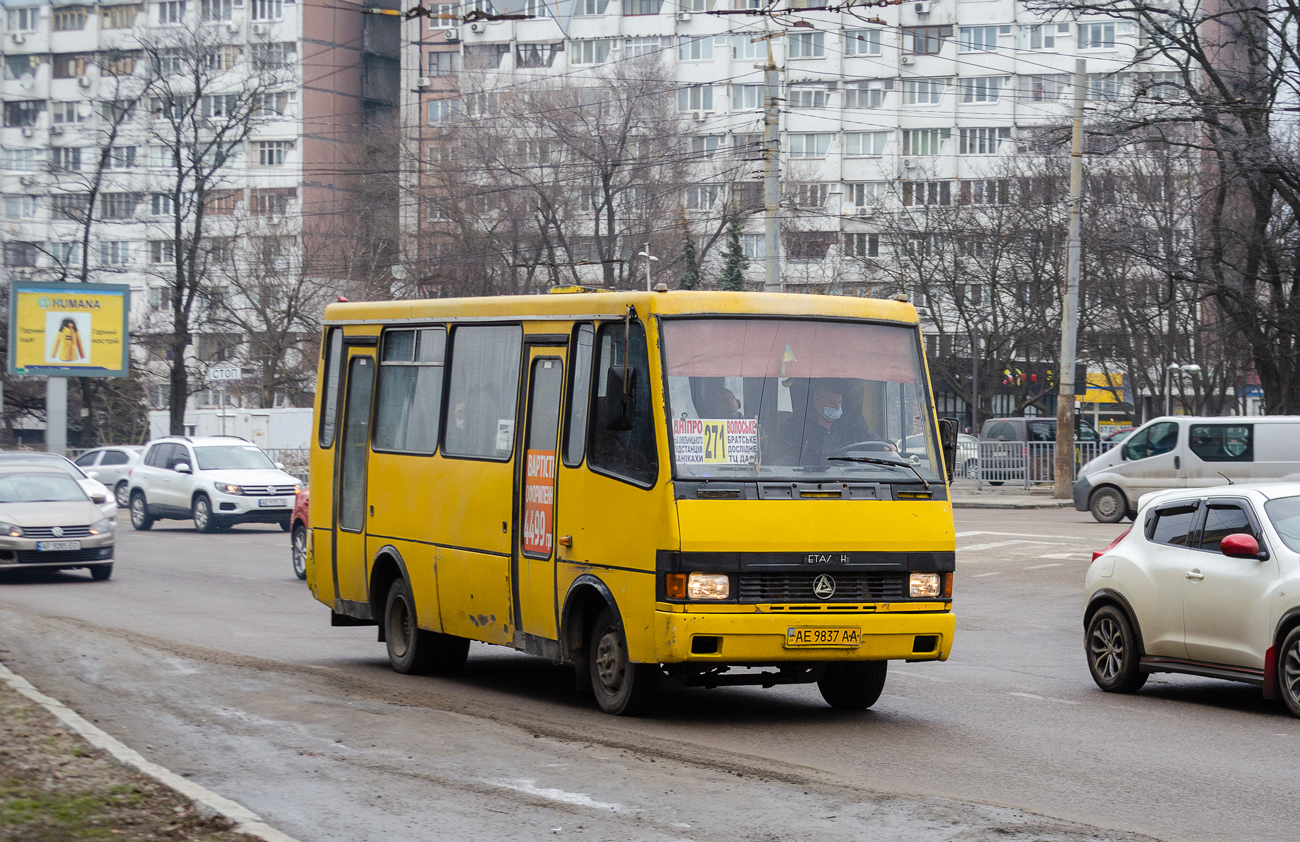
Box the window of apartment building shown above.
[256,236,291,268]
[958,25,1004,52]
[4,101,44,128]
[624,36,670,57]
[251,42,295,67]
[100,241,132,265]
[149,240,177,264]
[150,96,188,119]
[201,0,232,21]
[1088,73,1120,100]
[786,232,835,261]
[3,242,41,269]
[903,26,951,54]
[1021,73,1070,101]
[51,54,88,79]
[201,93,239,119]
[149,286,173,309]
[902,128,949,155]
[254,91,291,117]
[205,190,242,214]
[684,0,716,10]
[51,102,86,125]
[251,0,283,19]
[960,76,1008,103]
[961,178,1010,205]
[101,5,142,28]
[678,84,714,111]
[6,7,38,30]
[463,91,499,118]
[845,131,888,156]
[732,84,761,109]
[732,32,764,59]
[102,50,141,76]
[427,50,459,75]
[685,184,720,210]
[52,193,91,220]
[151,193,176,215]
[425,2,457,26]
[787,132,831,158]
[574,0,608,13]
[570,39,612,64]
[844,233,879,258]
[622,0,661,15]
[787,31,824,58]
[427,98,459,123]
[3,149,38,171]
[255,140,293,165]
[742,234,765,259]
[1019,22,1069,49]
[153,48,185,74]
[3,196,39,220]
[689,135,723,157]
[959,126,1010,154]
[51,242,82,266]
[105,146,137,169]
[463,43,509,69]
[844,29,882,55]
[53,6,89,30]
[251,187,296,215]
[732,133,761,156]
[678,35,716,61]
[845,79,889,108]
[788,183,828,208]
[847,181,887,208]
[157,0,186,23]
[207,237,234,263]
[514,42,557,68]
[1078,21,1115,49]
[902,78,945,105]
[100,192,141,218]
[203,45,241,71]
[788,83,831,108]
[200,139,238,168]
[4,54,41,81]
[902,180,951,206]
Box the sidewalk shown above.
[949,480,1075,509]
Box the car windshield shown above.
[661,318,940,482]
[0,454,85,480]
[0,472,87,503]
[1265,496,1300,552]
[193,445,275,471]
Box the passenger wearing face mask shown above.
[777,382,882,465]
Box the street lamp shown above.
[638,244,658,292]
[1164,363,1201,417]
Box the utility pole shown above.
[1054,59,1086,499]
[762,26,781,293]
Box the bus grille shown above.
[737,572,907,603]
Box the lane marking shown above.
[1037,552,1091,560]
[960,540,1069,553]
[1023,563,1062,570]
[892,670,951,683]
[972,572,1002,577]
[489,778,631,814]
[1009,692,1081,706]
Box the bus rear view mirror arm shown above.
[606,366,637,431]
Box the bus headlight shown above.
[687,573,730,600]
[909,573,941,599]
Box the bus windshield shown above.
[661,318,940,482]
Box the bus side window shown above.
[443,325,523,461]
[373,327,446,454]
[318,328,344,448]
[588,321,657,486]
[563,324,595,467]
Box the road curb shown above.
[0,660,303,842]
[952,499,1074,509]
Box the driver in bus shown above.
[777,381,887,465]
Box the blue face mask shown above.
[823,406,843,422]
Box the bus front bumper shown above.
[655,605,955,664]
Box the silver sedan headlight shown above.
[0,522,20,538]
[89,518,115,535]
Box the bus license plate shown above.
[786,627,862,648]
[258,498,286,507]
[36,541,81,552]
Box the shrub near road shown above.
[0,680,258,842]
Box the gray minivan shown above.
[1073,415,1300,521]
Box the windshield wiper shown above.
[825,455,930,490]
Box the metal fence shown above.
[265,448,310,484]
[972,441,1111,489]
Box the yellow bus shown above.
[307,290,958,715]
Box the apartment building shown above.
[0,0,393,414]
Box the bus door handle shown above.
[369,505,373,517]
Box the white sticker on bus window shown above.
[495,419,514,453]
[673,418,758,464]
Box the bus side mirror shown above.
[605,366,637,431]
[939,417,958,482]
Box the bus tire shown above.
[589,607,657,716]
[817,660,887,710]
[384,578,469,675]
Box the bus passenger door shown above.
[333,349,375,613]
[515,348,567,642]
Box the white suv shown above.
[128,436,301,533]
[1084,482,1300,717]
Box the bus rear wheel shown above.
[817,660,887,710]
[589,607,657,716]
[384,579,469,675]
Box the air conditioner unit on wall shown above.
[252,22,266,34]
[226,21,240,33]
[468,20,484,33]
[445,27,459,41]
[677,11,691,21]
[20,126,34,138]
[902,157,914,168]
[10,32,26,44]
[77,75,91,87]
[914,1,930,13]
[418,76,433,87]
[692,110,706,121]
[900,54,914,65]
[51,125,64,135]
[19,176,36,187]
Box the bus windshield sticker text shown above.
[672,418,758,464]
[522,449,556,555]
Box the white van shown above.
[1073,416,1300,522]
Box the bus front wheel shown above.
[385,579,469,675]
[589,607,657,716]
[818,660,887,710]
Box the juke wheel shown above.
[1279,627,1300,718]
[1086,605,1148,693]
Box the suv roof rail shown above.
[211,435,250,442]
[155,435,192,442]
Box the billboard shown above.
[8,282,131,378]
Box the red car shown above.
[291,487,309,580]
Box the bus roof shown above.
[322,290,919,326]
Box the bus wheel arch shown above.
[560,577,624,687]
[369,547,409,644]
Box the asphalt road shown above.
[0,507,1295,842]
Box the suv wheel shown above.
[129,492,153,531]
[114,481,129,509]
[192,494,217,533]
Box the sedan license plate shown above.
[785,627,862,648]
[36,540,81,552]
[258,498,287,508]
